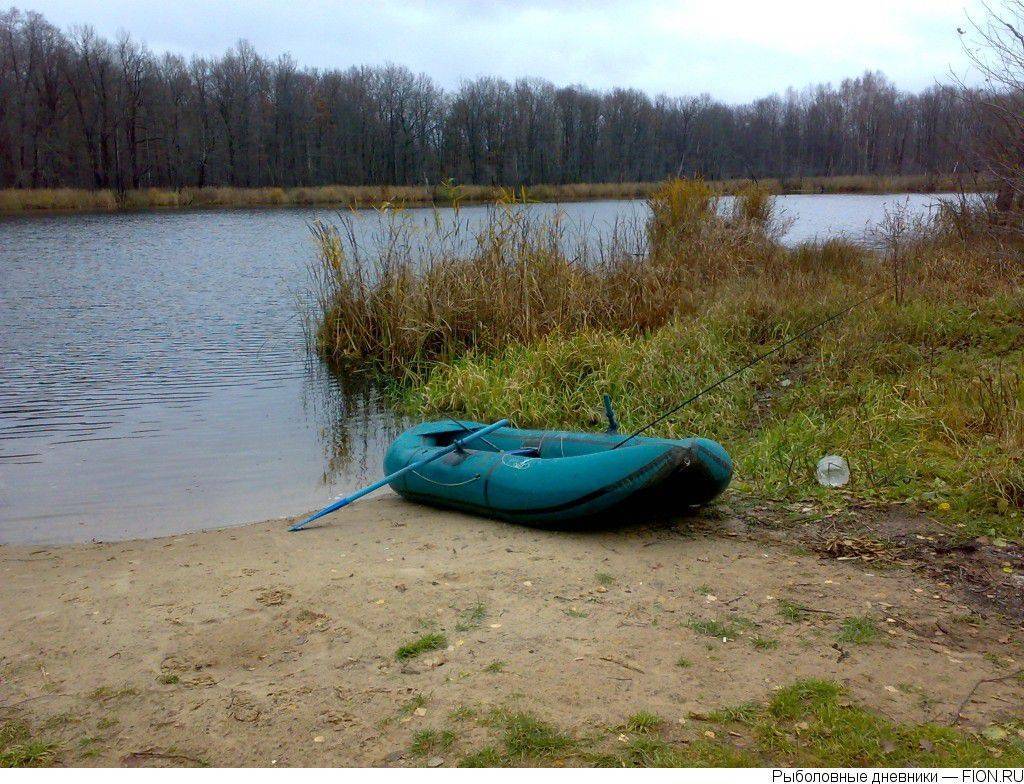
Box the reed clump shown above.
[0,175,977,214]
[0,187,118,211]
[308,180,795,374]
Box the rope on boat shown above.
[411,470,481,487]
[611,286,884,450]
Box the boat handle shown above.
[411,470,482,487]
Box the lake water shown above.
[0,193,949,543]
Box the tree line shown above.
[0,7,976,191]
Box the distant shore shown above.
[0,174,974,215]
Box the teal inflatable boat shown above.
[383,420,732,527]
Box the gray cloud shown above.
[24,0,981,100]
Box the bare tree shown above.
[958,1,1024,219]
[0,6,981,192]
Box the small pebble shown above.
[427,756,444,767]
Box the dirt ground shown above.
[1,493,1022,767]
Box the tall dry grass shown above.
[0,174,979,214]
[0,188,119,211]
[0,182,656,214]
[309,179,815,373]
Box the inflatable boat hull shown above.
[383,421,732,527]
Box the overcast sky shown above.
[22,0,983,102]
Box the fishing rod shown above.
[611,287,883,450]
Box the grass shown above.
[403,204,1023,537]
[595,572,616,587]
[460,710,576,767]
[563,608,588,618]
[687,618,740,640]
[0,721,57,767]
[453,679,1024,767]
[837,616,880,645]
[309,180,784,375]
[484,661,507,673]
[0,175,969,214]
[87,685,138,701]
[778,599,812,622]
[0,183,654,213]
[675,657,693,668]
[593,734,754,767]
[411,729,456,756]
[751,636,780,650]
[686,615,756,641]
[395,633,448,660]
[306,177,1024,539]
[448,706,477,722]
[622,711,664,733]
[710,679,1024,766]
[379,693,431,729]
[454,602,487,631]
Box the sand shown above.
[1,493,1021,766]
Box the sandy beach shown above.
[1,493,1021,766]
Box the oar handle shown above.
[289,419,509,531]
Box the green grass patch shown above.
[460,710,575,766]
[751,636,780,650]
[411,729,456,756]
[0,721,57,767]
[87,685,137,701]
[40,713,76,731]
[622,711,664,734]
[686,616,754,641]
[455,602,487,632]
[453,679,1024,767]
[395,633,447,660]
[448,705,477,722]
[459,746,505,767]
[778,599,811,622]
[675,657,693,668]
[837,616,879,645]
[563,608,589,618]
[595,572,616,587]
[687,618,736,639]
[484,660,507,673]
[593,734,756,767]
[711,679,1024,766]
[400,694,428,716]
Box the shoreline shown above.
[0,174,975,216]
[2,494,1021,766]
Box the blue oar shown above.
[289,418,510,531]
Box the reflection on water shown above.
[0,193,951,544]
